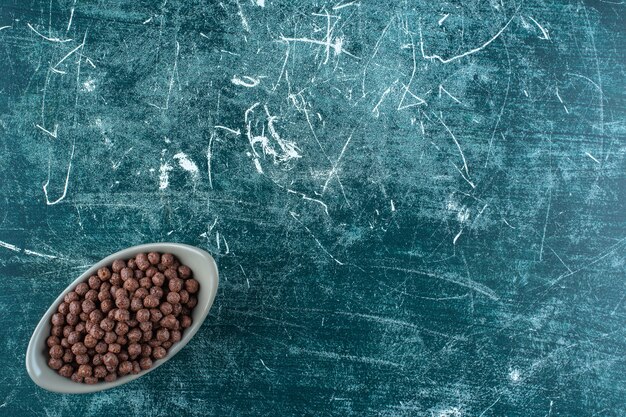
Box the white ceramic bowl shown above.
[26,243,219,394]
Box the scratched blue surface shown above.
[0,0,625,415]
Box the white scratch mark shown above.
[322,131,353,192]
[372,85,393,117]
[539,189,551,262]
[254,0,265,7]
[214,125,241,135]
[420,16,514,64]
[585,152,600,164]
[27,23,73,42]
[253,158,263,173]
[235,0,250,32]
[66,0,76,32]
[438,13,449,26]
[439,85,462,104]
[287,189,329,216]
[43,137,75,205]
[0,240,19,252]
[207,132,216,189]
[52,39,85,71]
[390,200,396,212]
[509,368,521,382]
[435,113,470,177]
[528,16,549,40]
[290,212,344,265]
[223,236,230,254]
[231,75,260,87]
[36,123,58,138]
[398,38,427,110]
[259,358,274,372]
[159,161,172,190]
[173,152,199,177]
[453,229,463,245]
[333,1,359,10]
[0,26,11,31]
[555,87,569,114]
[478,396,501,417]
[0,240,59,259]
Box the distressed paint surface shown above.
[0,0,625,415]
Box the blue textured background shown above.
[0,0,624,415]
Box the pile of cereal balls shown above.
[46,252,199,384]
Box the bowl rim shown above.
[25,242,219,394]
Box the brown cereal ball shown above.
[149,287,164,300]
[120,267,134,281]
[123,278,139,293]
[115,322,129,336]
[185,279,199,294]
[77,364,92,378]
[98,290,110,302]
[66,313,79,326]
[148,339,162,348]
[152,346,167,360]
[139,357,152,370]
[142,331,152,342]
[148,252,161,265]
[117,361,132,375]
[49,345,64,359]
[97,267,111,281]
[114,287,128,299]
[127,328,142,343]
[79,312,89,322]
[104,331,117,344]
[62,349,74,363]
[161,341,172,349]
[51,313,65,326]
[178,265,192,279]
[95,342,108,354]
[82,299,96,314]
[64,291,79,303]
[48,358,63,370]
[157,263,167,272]
[89,326,105,340]
[186,297,198,309]
[51,325,63,337]
[159,302,173,316]
[143,295,159,308]
[115,296,130,310]
[84,376,98,384]
[130,297,143,312]
[170,329,182,343]
[139,321,152,333]
[135,253,150,271]
[88,275,102,289]
[114,309,130,322]
[136,309,150,323]
[127,318,138,327]
[92,353,103,366]
[85,289,98,301]
[166,292,180,304]
[89,310,104,323]
[180,316,192,329]
[110,273,122,286]
[75,354,90,365]
[140,345,152,358]
[71,342,87,355]
[168,278,183,293]
[160,315,177,329]
[128,343,141,358]
[164,268,178,281]
[75,282,89,296]
[100,299,114,314]
[134,269,145,280]
[145,266,158,278]
[101,281,112,293]
[149,309,163,323]
[139,277,152,289]
[58,364,73,378]
[127,258,137,270]
[71,373,83,383]
[84,334,98,348]
[93,365,107,379]
[178,290,190,304]
[161,253,174,267]
[108,343,121,354]
[172,303,183,317]
[151,273,165,287]
[104,372,117,382]
[118,350,129,362]
[156,328,169,342]
[58,302,70,315]
[112,259,126,273]
[103,352,118,369]
[116,335,128,345]
[61,338,70,348]
[131,361,141,375]
[47,336,61,348]
[99,318,115,332]
[134,287,149,299]
[69,300,81,315]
